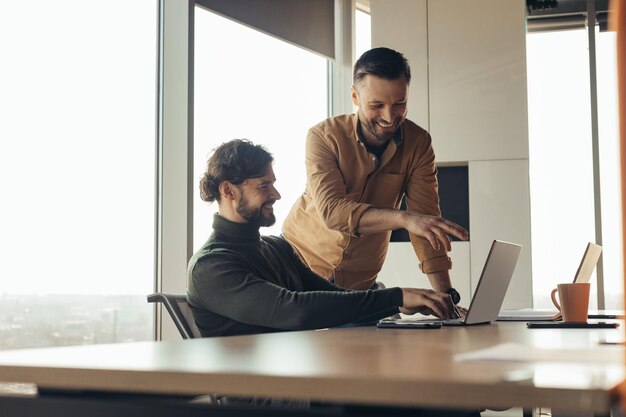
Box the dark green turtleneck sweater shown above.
[187,214,403,337]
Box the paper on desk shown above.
[454,342,623,364]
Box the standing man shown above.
[283,47,468,305]
[187,139,460,338]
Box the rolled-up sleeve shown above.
[306,129,372,236]
[419,255,452,274]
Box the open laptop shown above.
[378,240,522,327]
[497,242,603,321]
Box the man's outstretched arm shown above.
[356,208,468,251]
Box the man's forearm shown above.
[426,270,453,292]
[355,208,406,234]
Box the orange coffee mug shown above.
[551,282,590,323]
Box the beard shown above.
[236,194,276,227]
[358,110,404,144]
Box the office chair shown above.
[147,293,202,339]
[147,294,223,405]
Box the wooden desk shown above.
[0,322,624,415]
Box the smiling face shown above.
[351,74,409,148]
[232,166,281,227]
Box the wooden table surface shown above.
[0,321,623,413]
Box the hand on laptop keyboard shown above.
[399,288,459,319]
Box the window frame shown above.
[157,0,349,340]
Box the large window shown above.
[527,27,622,309]
[0,1,157,348]
[193,8,329,248]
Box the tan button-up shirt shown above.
[283,114,451,290]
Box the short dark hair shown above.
[199,139,273,203]
[353,47,411,86]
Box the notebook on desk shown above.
[379,240,522,327]
[498,242,603,321]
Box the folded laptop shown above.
[497,242,602,321]
[379,240,522,327]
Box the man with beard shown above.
[283,47,468,305]
[187,139,460,338]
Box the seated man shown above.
[187,139,459,337]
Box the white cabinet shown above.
[469,159,532,309]
[378,241,471,303]
[428,0,529,163]
[371,0,533,308]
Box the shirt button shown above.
[344,250,350,255]
[371,156,376,161]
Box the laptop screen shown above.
[572,242,602,284]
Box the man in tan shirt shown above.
[283,47,468,303]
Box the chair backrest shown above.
[147,293,202,339]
